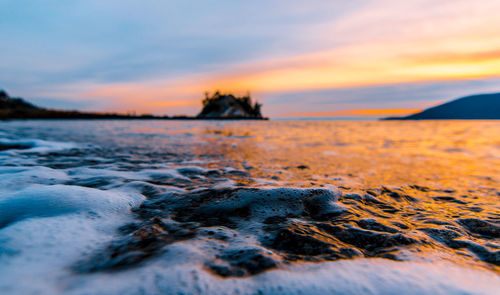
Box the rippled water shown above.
[0,119,499,294]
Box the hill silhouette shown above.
[0,90,167,120]
[384,93,500,120]
[0,90,39,110]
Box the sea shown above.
[0,119,499,295]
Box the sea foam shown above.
[0,184,144,228]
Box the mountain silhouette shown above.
[384,93,500,120]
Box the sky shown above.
[1,0,500,118]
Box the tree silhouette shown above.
[198,91,263,118]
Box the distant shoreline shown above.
[1,115,269,121]
[1,90,268,121]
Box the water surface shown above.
[0,120,499,294]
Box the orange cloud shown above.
[83,40,500,114]
[206,41,500,93]
[78,0,500,115]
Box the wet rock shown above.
[392,222,410,229]
[203,228,229,241]
[420,228,462,243]
[365,190,380,197]
[422,219,451,226]
[263,216,288,225]
[0,143,31,151]
[270,227,339,256]
[381,187,418,202]
[465,242,500,265]
[75,184,500,276]
[343,193,363,201]
[377,204,400,214]
[265,221,362,260]
[76,219,195,272]
[409,185,431,192]
[420,227,500,265]
[486,242,500,249]
[118,222,141,234]
[432,196,466,204]
[171,187,345,225]
[458,218,500,239]
[303,188,347,220]
[357,219,399,234]
[207,249,277,277]
[317,224,418,253]
[362,194,384,204]
[448,240,500,265]
[466,206,484,213]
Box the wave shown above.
[0,138,76,154]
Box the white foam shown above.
[67,167,136,179]
[194,187,343,222]
[251,177,283,185]
[0,166,71,190]
[60,253,500,295]
[138,168,191,181]
[212,179,238,189]
[0,138,76,154]
[0,184,144,295]
[0,184,144,228]
[66,167,196,184]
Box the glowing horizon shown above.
[276,108,423,118]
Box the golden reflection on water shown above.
[68,119,499,271]
[1,119,498,287]
[192,120,500,270]
[197,121,499,189]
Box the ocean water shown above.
[0,119,499,295]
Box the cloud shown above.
[265,78,500,117]
[1,0,500,116]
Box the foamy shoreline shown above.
[1,120,499,294]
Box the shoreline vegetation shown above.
[197,91,264,119]
[0,90,268,120]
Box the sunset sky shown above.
[1,0,500,118]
